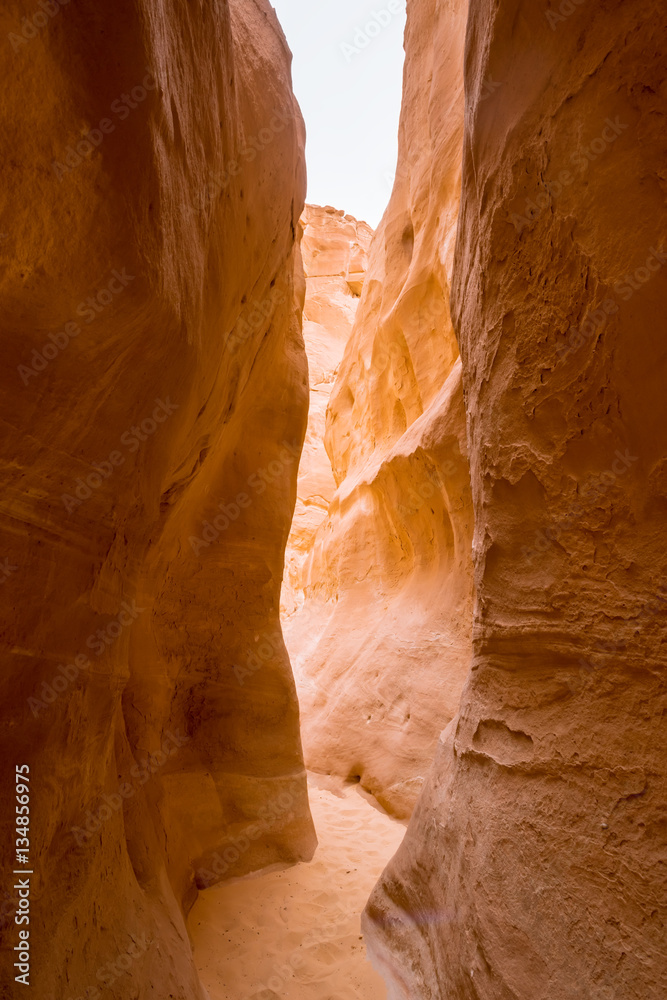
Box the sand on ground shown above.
[188,773,406,1000]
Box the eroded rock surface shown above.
[281,204,373,621]
[365,1,667,997]
[0,1,314,997]
[284,0,473,819]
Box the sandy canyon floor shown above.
[189,774,406,1000]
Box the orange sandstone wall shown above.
[281,204,373,622]
[286,0,473,819]
[365,1,667,997]
[0,1,314,997]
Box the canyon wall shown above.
[0,1,315,997]
[284,0,473,820]
[365,1,667,998]
[281,204,373,622]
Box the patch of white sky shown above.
[270,0,407,229]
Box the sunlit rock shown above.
[283,0,474,819]
[282,204,373,622]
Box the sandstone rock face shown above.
[0,1,314,997]
[281,205,373,621]
[365,2,667,998]
[284,0,473,819]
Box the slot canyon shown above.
[0,1,665,1000]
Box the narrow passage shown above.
[189,774,406,1000]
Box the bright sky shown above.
[271,0,407,229]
